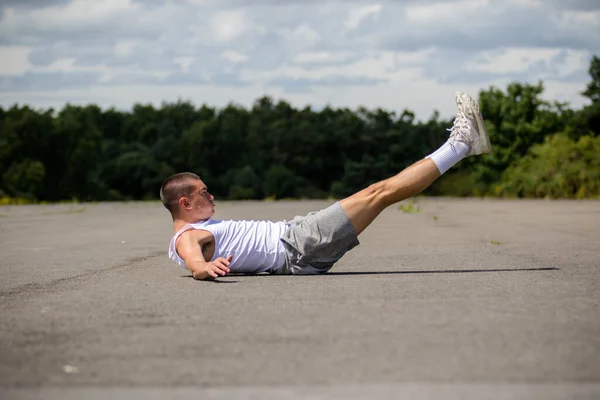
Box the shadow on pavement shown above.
[180,275,239,283]
[325,267,559,276]
[182,267,558,280]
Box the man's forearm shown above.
[187,256,231,280]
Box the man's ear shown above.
[179,196,190,209]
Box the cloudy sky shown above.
[0,0,599,120]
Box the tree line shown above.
[1,56,599,203]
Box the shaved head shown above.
[160,172,201,213]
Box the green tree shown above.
[2,159,45,199]
[263,165,297,199]
[500,133,600,199]
[473,82,570,194]
[104,147,174,200]
[1,67,598,202]
[0,105,55,199]
[573,55,600,138]
[330,154,390,198]
[51,105,104,200]
[226,165,260,200]
[582,55,600,103]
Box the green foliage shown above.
[226,165,260,200]
[582,55,600,103]
[398,199,421,213]
[473,81,573,192]
[427,171,477,197]
[2,159,45,198]
[264,165,297,199]
[500,133,600,199]
[0,56,599,202]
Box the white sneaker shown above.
[448,91,491,156]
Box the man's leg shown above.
[340,91,491,236]
[340,157,440,235]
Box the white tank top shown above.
[168,218,289,274]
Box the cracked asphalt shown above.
[1,198,599,399]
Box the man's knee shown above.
[362,180,391,209]
[340,178,393,217]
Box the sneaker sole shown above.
[462,93,491,154]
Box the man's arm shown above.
[176,230,232,280]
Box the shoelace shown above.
[447,111,472,144]
[455,96,466,115]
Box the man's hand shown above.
[201,255,233,280]
[191,255,232,280]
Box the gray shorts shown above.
[276,201,360,275]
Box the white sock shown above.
[426,141,470,175]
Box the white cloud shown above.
[45,57,78,71]
[293,51,356,65]
[185,0,215,4]
[211,10,265,43]
[468,47,591,80]
[556,50,591,76]
[281,24,321,50]
[470,48,561,74]
[174,57,195,73]
[0,46,32,75]
[211,11,245,42]
[543,80,591,106]
[560,9,600,26]
[221,50,248,64]
[4,0,141,32]
[506,0,542,7]
[41,0,140,22]
[393,49,436,66]
[113,40,138,57]
[243,51,420,87]
[404,0,487,24]
[344,4,383,31]
[0,78,485,123]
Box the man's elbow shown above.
[192,271,209,281]
[190,264,209,281]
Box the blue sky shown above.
[0,0,598,120]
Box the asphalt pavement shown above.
[1,198,599,399]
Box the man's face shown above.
[182,180,215,220]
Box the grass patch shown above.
[0,196,83,205]
[0,197,37,205]
[489,240,501,245]
[398,199,421,214]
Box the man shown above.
[161,91,491,280]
